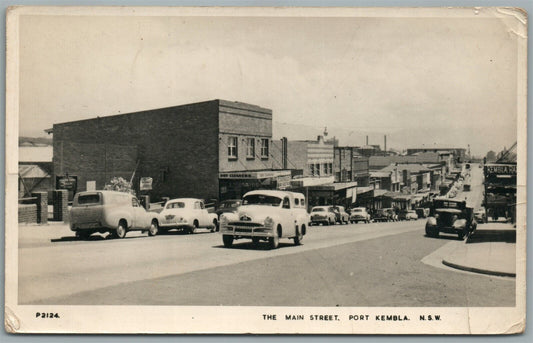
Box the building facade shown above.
[51,99,287,201]
[334,146,370,186]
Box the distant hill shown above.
[19,136,53,146]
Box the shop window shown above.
[228,136,238,159]
[246,138,255,159]
[260,139,269,159]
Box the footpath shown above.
[442,222,516,277]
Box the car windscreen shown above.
[221,201,239,208]
[312,208,325,212]
[76,194,101,205]
[166,202,186,209]
[352,209,363,212]
[242,195,282,206]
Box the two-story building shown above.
[50,99,289,201]
[334,146,370,186]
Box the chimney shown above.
[384,135,387,153]
[366,135,368,145]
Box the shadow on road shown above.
[467,229,516,244]
[423,234,464,241]
[51,234,146,243]
[157,229,213,236]
[212,241,298,251]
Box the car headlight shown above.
[220,215,228,227]
[264,216,274,229]
[427,217,437,226]
[453,219,467,229]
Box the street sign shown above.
[140,177,153,191]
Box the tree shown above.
[486,150,497,162]
[104,176,135,195]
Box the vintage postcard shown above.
[5,6,526,334]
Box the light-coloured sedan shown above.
[349,207,371,223]
[159,198,218,234]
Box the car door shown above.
[192,201,206,227]
[198,201,209,227]
[281,196,296,237]
[132,197,148,229]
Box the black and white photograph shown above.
[4,6,527,334]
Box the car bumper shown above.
[427,225,466,234]
[220,225,274,238]
[159,222,192,229]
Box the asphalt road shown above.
[20,220,514,306]
[19,163,514,306]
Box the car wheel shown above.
[269,227,280,249]
[148,220,159,236]
[222,235,233,248]
[458,231,465,240]
[114,221,127,239]
[252,237,260,245]
[293,226,303,245]
[190,220,199,234]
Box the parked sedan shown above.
[332,206,350,224]
[405,210,418,220]
[215,199,242,218]
[349,207,371,223]
[159,198,218,234]
[310,206,336,226]
[474,208,487,224]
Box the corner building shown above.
[52,99,286,201]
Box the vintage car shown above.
[405,210,418,220]
[219,190,309,249]
[215,199,242,218]
[425,198,477,240]
[415,207,430,219]
[332,205,350,224]
[310,206,337,225]
[474,207,487,224]
[159,198,218,234]
[349,207,371,223]
[69,190,162,239]
[372,208,390,222]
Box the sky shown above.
[17,9,522,156]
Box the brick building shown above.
[51,99,288,201]
[334,146,370,186]
[284,135,335,187]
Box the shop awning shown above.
[219,170,291,179]
[290,176,335,187]
[384,192,412,201]
[356,186,374,195]
[307,181,358,191]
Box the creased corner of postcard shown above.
[4,306,21,334]
[503,317,526,334]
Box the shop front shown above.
[218,170,291,201]
[305,181,358,210]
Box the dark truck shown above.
[483,163,517,222]
[425,198,477,240]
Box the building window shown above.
[328,163,333,175]
[228,136,238,159]
[246,138,255,159]
[315,163,321,176]
[310,164,315,176]
[260,139,269,159]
